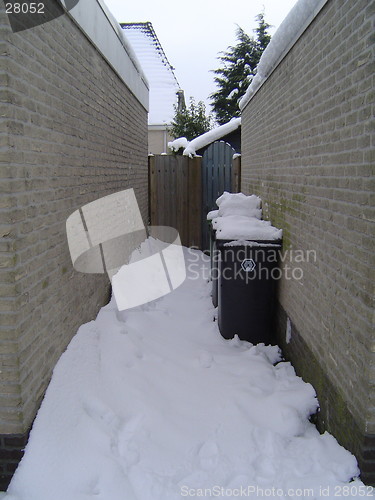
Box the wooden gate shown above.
[201,141,236,250]
[148,155,202,248]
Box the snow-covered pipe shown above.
[168,118,241,157]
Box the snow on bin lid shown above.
[215,192,262,219]
[207,209,219,221]
[216,191,260,208]
[213,215,282,241]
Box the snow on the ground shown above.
[4,249,368,500]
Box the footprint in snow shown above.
[198,350,213,368]
[226,473,256,488]
[119,441,140,468]
[255,455,277,478]
[84,476,101,496]
[118,414,144,443]
[135,349,143,359]
[82,398,121,432]
[115,414,144,466]
[198,441,220,470]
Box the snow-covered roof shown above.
[239,0,329,110]
[121,22,181,126]
[168,117,241,157]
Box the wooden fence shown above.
[148,155,202,248]
[148,154,241,249]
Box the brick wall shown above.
[241,0,374,484]
[0,2,148,488]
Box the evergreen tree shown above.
[169,97,212,141]
[210,14,271,125]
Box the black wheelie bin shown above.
[216,239,282,344]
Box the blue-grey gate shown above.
[201,140,235,251]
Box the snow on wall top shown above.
[168,117,241,157]
[239,0,329,110]
[121,22,181,126]
[59,0,149,110]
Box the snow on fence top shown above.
[168,118,241,157]
[168,137,189,152]
[239,0,329,110]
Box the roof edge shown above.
[121,22,181,89]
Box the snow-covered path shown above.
[4,249,369,499]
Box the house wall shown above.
[0,2,148,488]
[148,127,173,155]
[241,0,374,484]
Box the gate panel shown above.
[201,141,235,250]
[148,155,202,248]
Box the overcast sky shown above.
[104,0,299,109]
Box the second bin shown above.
[216,238,282,345]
